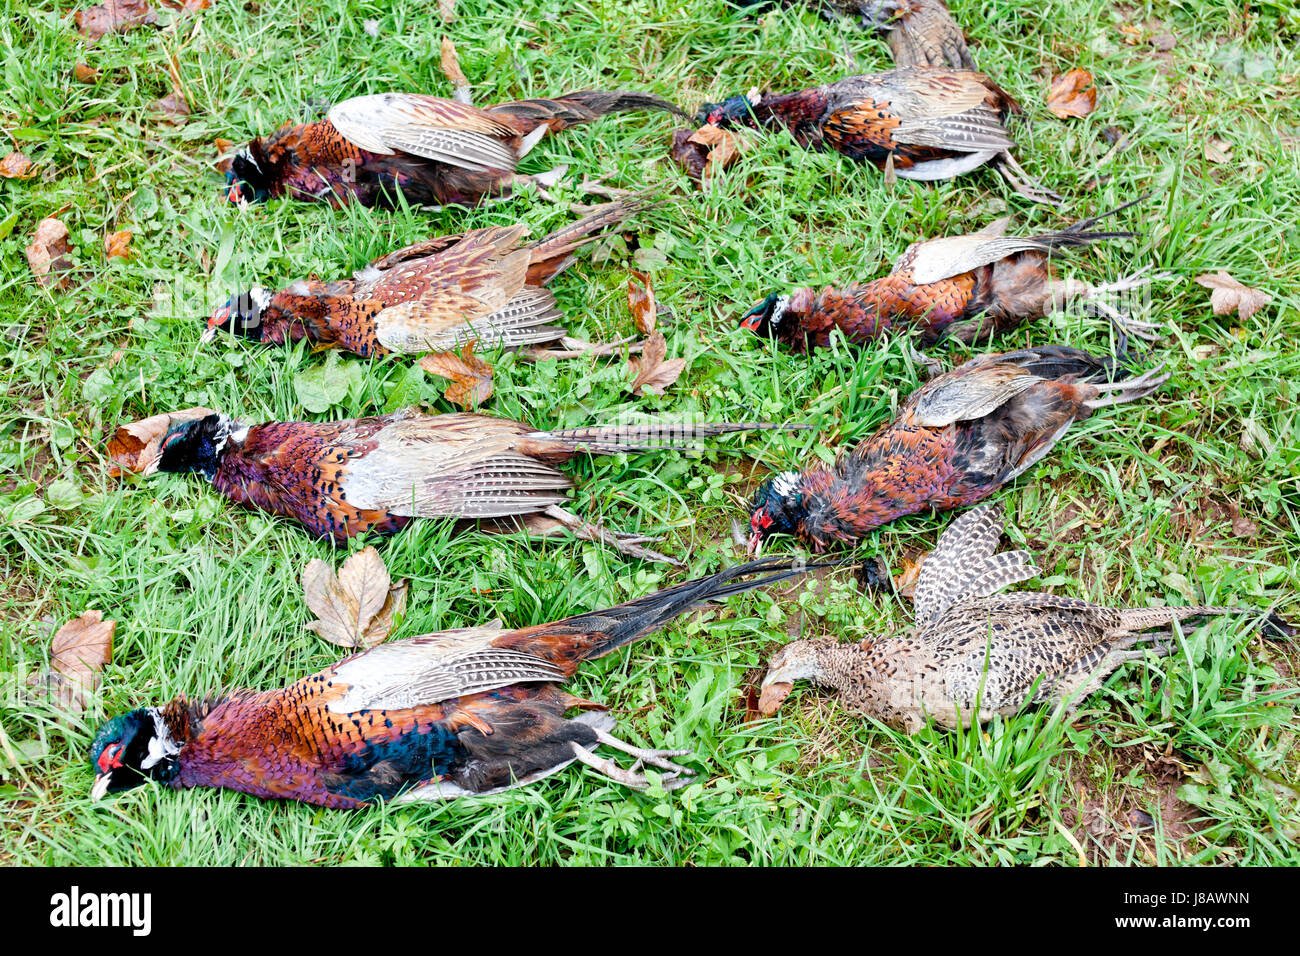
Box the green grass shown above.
[1,0,1298,864]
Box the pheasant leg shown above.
[541,505,683,566]
[569,731,696,791]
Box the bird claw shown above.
[569,735,697,792]
[541,505,682,566]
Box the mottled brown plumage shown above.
[740,0,973,68]
[747,346,1169,553]
[758,503,1268,730]
[204,201,642,356]
[858,0,974,69]
[226,90,689,208]
[697,67,1058,204]
[90,558,821,808]
[740,198,1160,350]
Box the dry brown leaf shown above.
[26,217,73,290]
[74,63,100,83]
[438,0,457,21]
[153,88,190,123]
[31,610,115,712]
[627,270,657,335]
[303,547,407,649]
[106,406,216,477]
[1204,139,1232,164]
[1193,271,1273,322]
[420,342,494,408]
[687,123,744,190]
[628,331,686,397]
[214,137,235,173]
[104,230,133,260]
[0,152,36,179]
[75,0,157,40]
[893,554,927,598]
[1047,69,1097,120]
[440,36,471,104]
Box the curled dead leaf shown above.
[74,63,101,83]
[76,0,157,41]
[627,270,656,335]
[153,88,190,123]
[628,331,686,397]
[26,217,73,290]
[104,230,133,260]
[106,406,216,476]
[893,553,927,598]
[1047,68,1097,120]
[30,610,115,712]
[419,341,494,408]
[691,124,744,191]
[1193,271,1272,322]
[303,547,408,649]
[440,36,471,104]
[0,152,36,179]
[1204,138,1232,164]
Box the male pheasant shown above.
[757,503,1287,729]
[697,67,1058,203]
[740,198,1160,351]
[90,557,824,808]
[747,345,1168,553]
[203,200,640,356]
[225,88,689,208]
[139,408,795,560]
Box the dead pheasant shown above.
[91,557,824,808]
[697,67,1058,204]
[140,408,797,562]
[225,89,690,208]
[858,0,974,70]
[203,200,642,356]
[758,503,1288,729]
[740,197,1161,351]
[747,345,1168,553]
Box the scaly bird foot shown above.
[569,734,696,792]
[541,504,683,566]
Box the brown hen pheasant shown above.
[758,503,1286,730]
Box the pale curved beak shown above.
[747,531,763,557]
[199,324,218,345]
[90,773,111,802]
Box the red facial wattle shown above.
[748,509,772,555]
[226,182,244,204]
[739,312,762,332]
[96,742,123,774]
[208,304,231,329]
